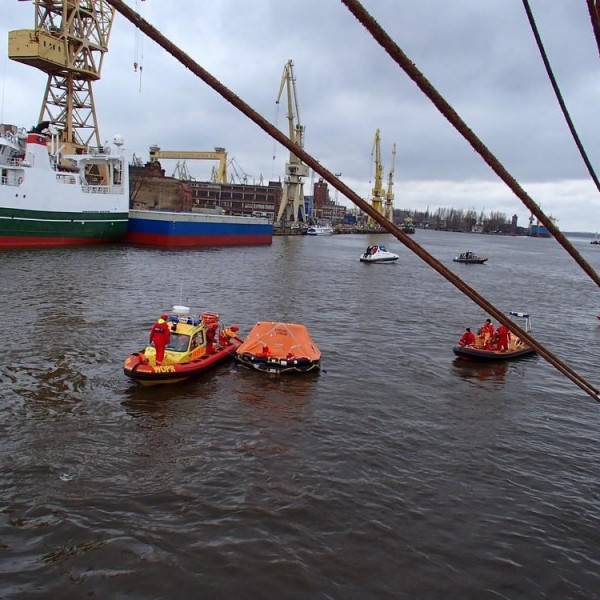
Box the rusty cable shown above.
[340,0,600,292]
[588,0,600,60]
[522,0,600,194]
[105,0,600,403]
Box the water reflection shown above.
[234,368,317,419]
[452,358,508,383]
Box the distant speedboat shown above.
[306,223,334,236]
[360,244,399,263]
[453,251,488,264]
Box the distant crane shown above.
[384,143,396,222]
[369,129,385,226]
[172,160,194,181]
[275,59,309,225]
[148,145,228,184]
[9,0,115,155]
[228,157,252,184]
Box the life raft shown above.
[234,322,321,374]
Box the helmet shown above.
[160,314,168,320]
[230,325,240,332]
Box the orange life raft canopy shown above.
[235,321,321,374]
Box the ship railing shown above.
[0,176,21,187]
[82,184,124,194]
[56,173,78,184]
[86,145,111,156]
[0,157,23,167]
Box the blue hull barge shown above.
[125,209,273,248]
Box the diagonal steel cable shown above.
[105,0,600,403]
[523,0,600,194]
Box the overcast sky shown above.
[1,0,600,231]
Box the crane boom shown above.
[8,0,115,153]
[148,145,228,184]
[384,143,396,222]
[275,59,308,225]
[369,129,385,226]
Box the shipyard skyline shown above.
[1,0,599,231]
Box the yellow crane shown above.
[384,143,396,222]
[8,0,115,155]
[369,129,385,226]
[276,59,309,225]
[148,145,228,184]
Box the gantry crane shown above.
[276,59,309,225]
[369,129,385,226]
[8,0,115,155]
[148,145,228,184]
[384,143,396,222]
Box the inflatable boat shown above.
[453,311,536,360]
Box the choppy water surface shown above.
[2,230,600,599]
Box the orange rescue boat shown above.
[124,307,242,386]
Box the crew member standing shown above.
[149,313,171,365]
[205,322,218,354]
[479,318,495,349]
[496,323,511,352]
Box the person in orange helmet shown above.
[149,313,171,365]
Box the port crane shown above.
[8,0,115,155]
[275,59,309,225]
[148,145,228,184]
[384,143,396,222]
[368,129,385,226]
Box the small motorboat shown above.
[360,244,399,263]
[235,321,321,374]
[401,217,416,234]
[123,306,242,386]
[453,311,536,360]
[453,251,488,264]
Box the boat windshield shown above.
[379,245,387,252]
[167,333,190,352]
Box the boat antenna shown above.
[179,282,184,307]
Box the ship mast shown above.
[275,59,309,225]
[8,0,115,154]
[384,142,396,222]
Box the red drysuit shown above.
[149,316,171,364]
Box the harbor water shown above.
[2,229,600,599]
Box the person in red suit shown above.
[219,325,242,346]
[480,318,495,338]
[496,323,511,351]
[205,322,218,354]
[479,318,495,349]
[149,314,171,365]
[458,327,476,347]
